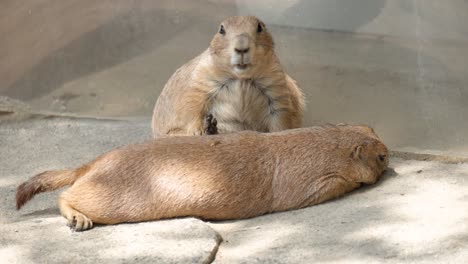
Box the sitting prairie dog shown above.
[152,16,305,137]
[16,124,388,231]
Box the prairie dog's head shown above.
[350,137,389,185]
[209,16,275,78]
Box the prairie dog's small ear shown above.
[351,145,363,160]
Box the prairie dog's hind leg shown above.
[58,194,93,231]
[204,113,218,135]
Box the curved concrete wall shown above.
[1,0,467,156]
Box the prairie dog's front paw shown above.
[204,114,218,135]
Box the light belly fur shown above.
[209,79,273,133]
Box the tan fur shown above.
[16,125,388,231]
[152,16,305,137]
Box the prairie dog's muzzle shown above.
[231,34,252,70]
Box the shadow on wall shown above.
[4,1,237,100]
[277,0,386,31]
[274,23,468,151]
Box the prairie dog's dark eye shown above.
[257,23,263,33]
[219,25,225,35]
[378,154,386,162]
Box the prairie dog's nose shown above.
[234,34,250,54]
[235,47,250,54]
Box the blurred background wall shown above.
[1,0,467,156]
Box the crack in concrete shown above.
[204,231,223,264]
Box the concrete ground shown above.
[1,114,467,263]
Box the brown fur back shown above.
[17,125,388,231]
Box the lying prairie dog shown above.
[16,124,388,231]
[152,16,305,137]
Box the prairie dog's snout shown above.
[231,33,252,70]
